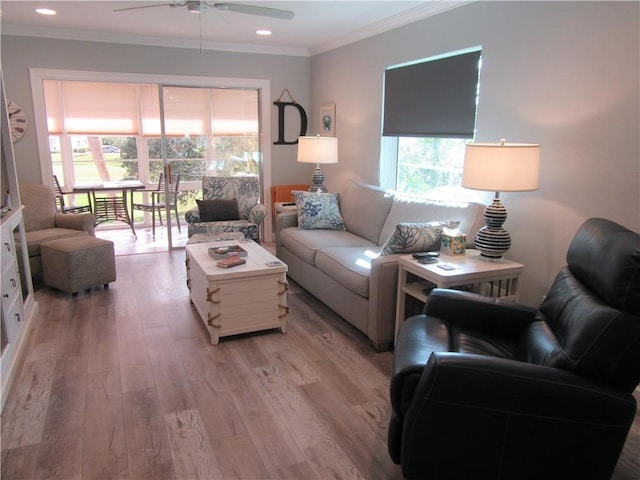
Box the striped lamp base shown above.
[475,196,511,259]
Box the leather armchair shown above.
[389,218,640,479]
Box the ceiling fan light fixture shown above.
[256,29,272,36]
[35,8,57,15]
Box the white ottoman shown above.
[41,236,116,294]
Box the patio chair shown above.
[53,175,91,214]
[132,174,181,236]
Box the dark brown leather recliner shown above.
[389,218,640,479]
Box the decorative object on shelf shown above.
[296,134,338,192]
[462,139,540,259]
[6,100,26,143]
[320,103,336,137]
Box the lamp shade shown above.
[297,135,338,165]
[462,142,540,192]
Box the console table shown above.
[395,249,524,340]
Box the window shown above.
[42,80,260,227]
[381,48,482,198]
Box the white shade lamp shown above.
[462,139,540,259]
[297,135,338,192]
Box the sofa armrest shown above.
[424,289,538,340]
[248,203,267,226]
[54,212,95,236]
[275,211,298,256]
[185,206,200,224]
[275,210,298,232]
[368,253,405,350]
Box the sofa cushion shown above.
[339,181,394,244]
[315,247,377,298]
[380,222,445,255]
[196,199,240,221]
[25,228,89,257]
[294,191,346,231]
[379,196,484,247]
[20,183,58,232]
[280,228,374,266]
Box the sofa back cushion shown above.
[339,181,394,244]
[379,196,484,247]
[519,218,640,391]
[202,176,259,220]
[20,183,57,232]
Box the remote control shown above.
[412,251,440,259]
[418,257,439,264]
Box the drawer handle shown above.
[15,313,21,322]
[2,293,8,298]
[207,312,221,327]
[278,280,289,296]
[206,287,220,303]
[4,242,10,252]
[278,305,289,318]
[10,278,16,287]
[185,258,190,269]
[186,279,191,290]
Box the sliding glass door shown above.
[40,78,261,251]
[154,84,261,249]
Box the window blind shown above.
[43,81,259,137]
[382,49,481,138]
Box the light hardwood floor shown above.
[1,246,638,479]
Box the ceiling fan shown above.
[114,1,295,20]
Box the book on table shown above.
[216,257,247,269]
[209,245,248,260]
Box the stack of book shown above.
[209,245,247,269]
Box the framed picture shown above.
[320,103,336,137]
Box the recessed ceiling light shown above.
[256,30,272,36]
[35,8,57,15]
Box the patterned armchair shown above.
[185,176,266,242]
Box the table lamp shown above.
[297,135,338,192]
[462,139,540,259]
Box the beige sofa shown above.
[20,183,96,283]
[275,180,485,351]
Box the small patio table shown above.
[73,181,144,236]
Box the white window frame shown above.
[29,68,274,240]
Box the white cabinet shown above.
[2,209,26,346]
[0,72,38,412]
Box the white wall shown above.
[310,1,640,305]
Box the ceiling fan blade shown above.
[114,2,186,12]
[212,3,294,20]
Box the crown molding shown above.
[1,1,473,58]
[0,24,310,57]
[309,1,475,56]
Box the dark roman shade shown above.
[383,49,481,138]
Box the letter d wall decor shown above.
[273,89,308,145]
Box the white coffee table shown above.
[186,240,288,345]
